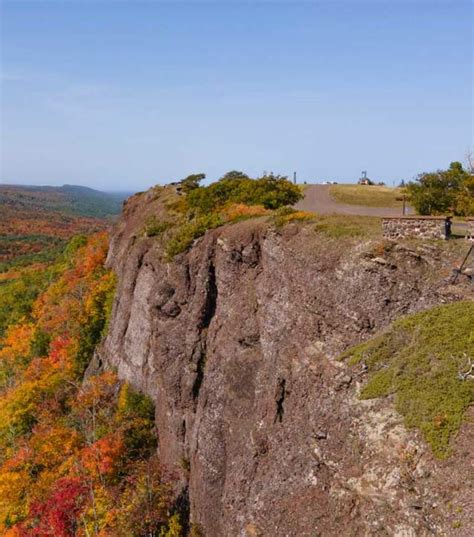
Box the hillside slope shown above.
[0,184,129,271]
[0,184,128,218]
[100,186,474,536]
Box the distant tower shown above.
[358,170,370,185]
[293,171,297,184]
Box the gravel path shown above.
[295,184,408,217]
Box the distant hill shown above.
[0,184,130,218]
[0,184,131,272]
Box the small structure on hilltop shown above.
[358,171,374,185]
[382,216,452,240]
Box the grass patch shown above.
[314,215,382,239]
[343,302,474,457]
[330,185,404,208]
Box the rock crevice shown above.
[101,191,473,536]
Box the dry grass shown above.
[330,185,405,208]
[314,214,382,239]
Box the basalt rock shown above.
[101,188,474,536]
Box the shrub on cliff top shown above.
[158,172,304,258]
[186,172,303,214]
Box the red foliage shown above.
[48,336,72,365]
[27,477,88,536]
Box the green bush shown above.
[29,329,51,358]
[165,214,222,259]
[343,302,474,457]
[143,216,173,237]
[187,173,303,214]
[406,161,474,216]
[117,383,157,459]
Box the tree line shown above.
[406,160,474,216]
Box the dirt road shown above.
[295,185,408,217]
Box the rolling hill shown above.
[0,184,131,272]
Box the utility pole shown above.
[293,171,297,184]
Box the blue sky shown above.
[1,0,472,191]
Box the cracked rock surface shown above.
[101,189,473,536]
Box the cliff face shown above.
[101,188,473,536]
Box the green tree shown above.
[220,170,250,181]
[407,161,471,215]
[455,174,474,216]
[180,173,205,193]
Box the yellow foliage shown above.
[0,469,29,530]
[0,234,174,534]
[0,323,34,364]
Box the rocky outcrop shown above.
[101,188,474,536]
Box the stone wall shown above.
[382,216,448,240]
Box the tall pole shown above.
[293,171,297,184]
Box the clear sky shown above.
[1,0,472,191]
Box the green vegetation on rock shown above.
[187,172,303,214]
[165,213,223,258]
[343,302,474,457]
[147,172,305,258]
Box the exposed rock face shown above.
[101,189,473,536]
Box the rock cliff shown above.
[100,187,473,536]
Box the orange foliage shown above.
[0,232,175,535]
[82,432,124,477]
[221,202,268,221]
[0,324,34,369]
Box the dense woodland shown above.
[0,185,126,272]
[0,233,184,536]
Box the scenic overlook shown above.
[0,1,473,536]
